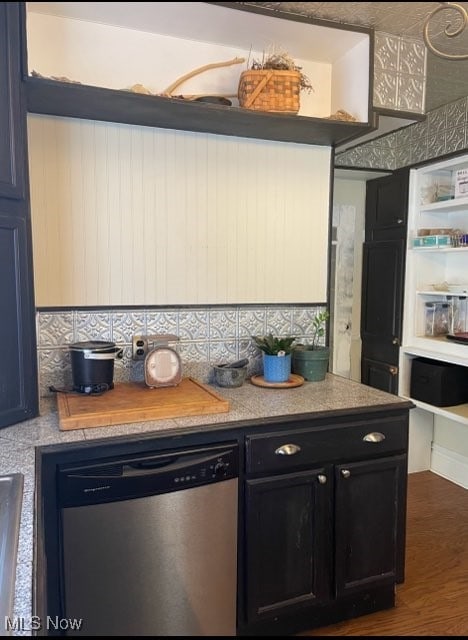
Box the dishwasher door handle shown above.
[122,450,230,477]
[64,446,236,481]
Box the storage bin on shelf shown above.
[410,357,468,407]
[413,235,452,248]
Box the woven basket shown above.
[238,69,301,113]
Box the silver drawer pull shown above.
[341,469,351,478]
[275,444,301,456]
[317,474,327,484]
[363,432,386,443]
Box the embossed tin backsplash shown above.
[36,305,327,397]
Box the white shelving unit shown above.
[400,154,468,427]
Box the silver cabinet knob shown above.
[275,443,301,456]
[392,337,400,345]
[341,469,351,478]
[363,432,386,443]
[317,474,327,484]
[397,218,404,224]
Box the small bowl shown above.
[213,365,247,388]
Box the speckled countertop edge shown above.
[0,374,412,635]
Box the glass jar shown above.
[425,301,449,336]
[449,296,467,335]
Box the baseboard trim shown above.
[431,444,468,489]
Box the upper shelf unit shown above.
[24,77,371,147]
[23,1,373,147]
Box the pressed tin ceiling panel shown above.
[240,2,468,110]
[239,2,468,37]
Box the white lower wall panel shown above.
[28,115,331,306]
[408,407,434,473]
[431,444,468,490]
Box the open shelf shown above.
[402,343,468,368]
[417,289,468,296]
[399,346,468,426]
[25,2,373,147]
[25,77,372,147]
[399,393,468,426]
[419,196,468,213]
[411,246,468,253]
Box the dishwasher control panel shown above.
[173,455,232,485]
[58,443,238,508]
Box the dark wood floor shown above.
[301,471,468,636]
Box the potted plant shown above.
[252,334,296,382]
[292,310,330,381]
[238,49,314,114]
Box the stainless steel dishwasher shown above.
[58,443,238,636]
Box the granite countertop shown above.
[0,373,412,635]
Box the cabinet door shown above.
[245,467,332,623]
[361,357,398,394]
[361,238,405,376]
[0,3,25,199]
[334,454,407,596]
[0,212,38,427]
[0,4,38,428]
[365,169,409,241]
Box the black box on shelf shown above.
[410,357,468,407]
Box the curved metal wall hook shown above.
[423,2,468,60]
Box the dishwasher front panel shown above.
[61,477,238,636]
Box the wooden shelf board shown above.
[25,77,372,147]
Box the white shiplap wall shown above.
[28,115,331,306]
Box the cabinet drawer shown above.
[245,417,408,476]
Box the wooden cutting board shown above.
[56,377,230,431]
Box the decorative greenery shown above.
[292,310,329,352]
[250,49,314,94]
[309,310,330,349]
[252,333,297,356]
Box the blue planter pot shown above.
[263,353,291,383]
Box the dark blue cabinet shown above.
[0,2,38,428]
[0,2,25,199]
